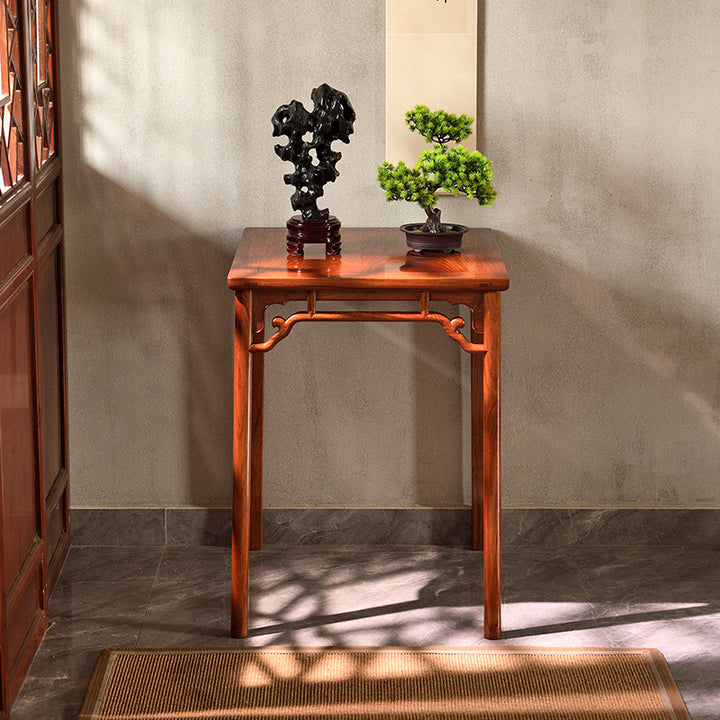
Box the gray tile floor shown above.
[10,544,720,719]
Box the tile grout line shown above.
[135,544,167,649]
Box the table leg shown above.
[250,310,265,551]
[482,291,502,639]
[232,292,252,638]
[471,307,484,552]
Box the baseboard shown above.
[69,507,720,548]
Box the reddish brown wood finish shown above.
[470,297,484,552]
[0,204,29,280]
[249,301,265,550]
[286,216,342,256]
[229,228,509,292]
[0,2,68,714]
[482,291,502,640]
[228,227,509,641]
[231,293,252,638]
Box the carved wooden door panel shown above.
[0,0,68,715]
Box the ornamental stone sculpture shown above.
[272,84,355,255]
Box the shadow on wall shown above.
[498,231,720,507]
[66,166,235,506]
[66,168,468,508]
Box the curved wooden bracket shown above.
[249,292,486,354]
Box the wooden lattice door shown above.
[0,1,68,715]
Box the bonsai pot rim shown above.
[401,222,469,253]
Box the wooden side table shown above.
[227,227,509,639]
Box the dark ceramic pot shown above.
[401,223,469,253]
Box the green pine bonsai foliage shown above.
[378,105,496,233]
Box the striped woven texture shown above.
[78,647,690,720]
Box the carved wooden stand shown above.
[286,215,342,256]
[228,227,509,640]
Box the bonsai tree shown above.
[377,105,496,233]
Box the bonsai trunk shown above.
[422,207,442,234]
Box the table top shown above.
[227,227,509,293]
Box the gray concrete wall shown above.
[59,1,720,509]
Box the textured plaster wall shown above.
[59,1,720,509]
